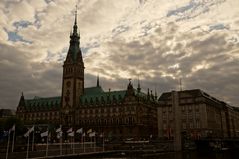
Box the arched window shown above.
[125,118,128,124]
[85,99,88,104]
[98,119,101,125]
[116,119,119,125]
[90,98,93,104]
[111,119,113,125]
[129,117,132,125]
[101,96,105,103]
[96,97,99,104]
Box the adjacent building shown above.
[0,109,15,119]
[157,89,239,142]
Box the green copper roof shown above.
[21,86,156,111]
[80,87,126,106]
[24,96,61,111]
[84,86,104,95]
[80,88,157,106]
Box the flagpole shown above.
[71,136,73,149]
[60,125,62,156]
[5,131,10,159]
[94,135,96,152]
[46,131,49,157]
[32,129,35,151]
[81,134,83,152]
[11,128,15,152]
[73,136,75,154]
[60,135,62,155]
[90,136,92,152]
[103,133,104,152]
[83,134,85,153]
[26,134,30,159]
[71,136,73,154]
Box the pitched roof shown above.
[84,86,104,95]
[24,96,61,111]
[22,86,156,111]
[80,87,126,105]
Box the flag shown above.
[3,131,8,137]
[89,132,95,137]
[67,128,72,133]
[87,129,92,134]
[76,128,83,134]
[24,126,34,137]
[57,131,63,139]
[68,131,74,137]
[56,127,61,133]
[9,124,15,132]
[40,131,48,137]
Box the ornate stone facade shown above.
[16,12,158,140]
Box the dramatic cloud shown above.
[0,0,238,109]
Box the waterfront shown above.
[1,147,239,159]
[77,151,239,159]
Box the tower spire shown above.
[66,5,83,63]
[73,5,78,35]
[18,92,25,107]
[154,88,157,100]
[97,74,100,87]
[75,5,77,25]
[137,76,141,93]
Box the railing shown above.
[1,142,103,159]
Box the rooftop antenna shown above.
[179,78,182,91]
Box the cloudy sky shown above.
[0,0,238,109]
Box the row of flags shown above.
[5,124,104,159]
[42,127,97,138]
[4,125,102,139]
[57,127,97,137]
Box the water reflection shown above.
[84,151,239,159]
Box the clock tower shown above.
[61,8,84,127]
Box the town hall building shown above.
[16,11,159,140]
